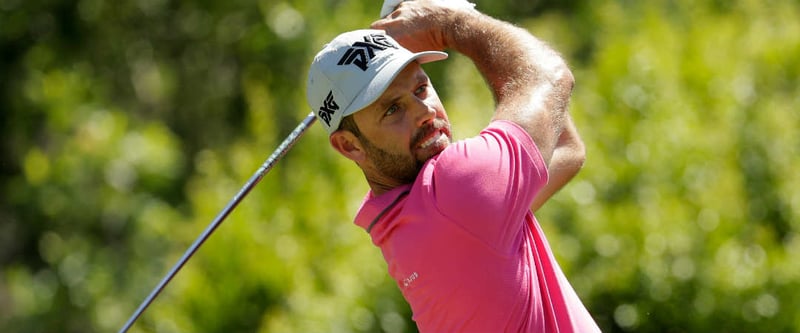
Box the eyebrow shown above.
[386,70,428,101]
[377,95,401,113]
[372,68,430,119]
[414,70,429,86]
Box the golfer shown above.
[306,0,600,331]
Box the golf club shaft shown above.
[120,112,317,333]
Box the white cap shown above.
[306,29,447,134]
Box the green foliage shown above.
[1,0,798,332]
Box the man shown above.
[306,0,599,331]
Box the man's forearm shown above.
[442,13,569,107]
[372,1,575,164]
[442,13,584,211]
[530,115,585,212]
[439,10,574,165]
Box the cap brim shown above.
[342,51,448,119]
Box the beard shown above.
[361,136,423,184]
[360,119,452,185]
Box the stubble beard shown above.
[361,137,423,185]
[362,119,452,185]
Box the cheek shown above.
[390,130,415,152]
[367,127,413,152]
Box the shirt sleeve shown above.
[430,120,549,252]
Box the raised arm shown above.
[371,0,575,165]
[530,113,585,212]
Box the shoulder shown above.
[434,120,546,180]
[481,120,540,158]
[409,120,548,248]
[421,120,548,214]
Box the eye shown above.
[415,84,428,96]
[385,104,400,116]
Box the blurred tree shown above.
[1,0,798,332]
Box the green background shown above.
[1,0,798,332]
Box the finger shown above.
[370,12,405,32]
[379,0,407,18]
[370,18,388,30]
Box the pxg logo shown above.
[337,33,398,71]
[318,91,339,127]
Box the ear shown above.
[330,130,366,163]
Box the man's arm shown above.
[530,113,586,212]
[372,0,574,166]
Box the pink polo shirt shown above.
[354,120,600,333]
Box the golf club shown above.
[119,112,317,333]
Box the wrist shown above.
[440,7,482,49]
[442,8,496,53]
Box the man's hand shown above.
[371,0,478,53]
[380,0,474,19]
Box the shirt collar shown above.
[354,184,413,232]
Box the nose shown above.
[412,98,436,127]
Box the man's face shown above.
[352,62,452,184]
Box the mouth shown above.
[419,130,446,149]
[413,123,451,156]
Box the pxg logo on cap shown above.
[306,29,448,134]
[317,33,398,128]
[337,33,398,71]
